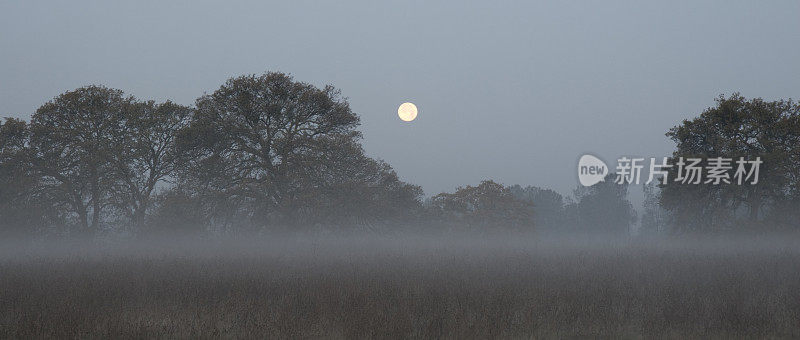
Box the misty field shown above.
[1,235,799,338]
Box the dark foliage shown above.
[662,94,800,232]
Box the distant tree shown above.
[567,173,636,235]
[661,94,800,231]
[509,185,565,231]
[640,182,668,234]
[29,86,134,234]
[428,180,534,231]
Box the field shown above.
[1,234,799,338]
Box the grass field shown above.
[1,235,799,338]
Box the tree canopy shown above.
[1,77,796,236]
[661,94,800,231]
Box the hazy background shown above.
[1,0,798,196]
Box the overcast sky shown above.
[2,1,798,197]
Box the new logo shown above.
[578,154,608,186]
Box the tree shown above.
[287,135,423,230]
[567,173,636,235]
[27,86,192,235]
[108,100,192,230]
[0,118,58,235]
[509,185,565,232]
[640,182,668,234]
[175,72,389,230]
[661,94,800,231]
[428,180,535,231]
[29,86,133,234]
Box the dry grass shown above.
[1,235,799,338]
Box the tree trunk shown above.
[749,201,760,222]
[748,187,761,226]
[77,208,89,234]
[131,201,147,232]
[90,166,101,233]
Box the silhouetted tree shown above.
[567,173,636,235]
[0,118,60,235]
[287,135,423,230]
[24,86,190,235]
[29,86,133,234]
[172,72,419,230]
[108,100,192,231]
[661,94,800,231]
[509,185,565,232]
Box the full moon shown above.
[397,102,418,122]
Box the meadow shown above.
[1,234,799,338]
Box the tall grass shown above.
[1,235,799,338]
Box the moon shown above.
[397,102,418,122]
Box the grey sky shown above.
[2,1,798,197]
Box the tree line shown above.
[0,73,423,236]
[1,72,796,237]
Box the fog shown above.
[2,1,800,337]
[3,231,800,262]
[2,232,800,337]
